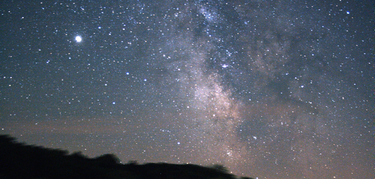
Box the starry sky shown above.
[0,0,374,178]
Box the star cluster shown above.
[1,0,374,178]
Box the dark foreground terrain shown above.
[0,135,253,179]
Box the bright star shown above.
[75,36,82,42]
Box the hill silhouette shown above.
[0,135,254,179]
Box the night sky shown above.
[1,0,374,178]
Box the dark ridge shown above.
[0,134,254,179]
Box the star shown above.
[75,35,82,43]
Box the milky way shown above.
[1,0,374,178]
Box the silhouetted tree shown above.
[241,177,255,179]
[94,154,120,167]
[210,164,229,173]
[127,160,138,165]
